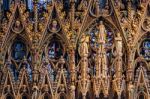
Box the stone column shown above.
[69,48,76,99]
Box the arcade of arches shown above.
[0,0,150,99]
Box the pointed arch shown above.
[43,92,52,99]
[39,69,53,98]
[4,35,32,62]
[21,94,29,99]
[133,32,150,71]
[3,34,31,53]
[133,59,149,73]
[1,70,16,99]
[40,33,70,75]
[2,6,32,50]
[59,92,67,99]
[6,94,14,99]
[46,35,65,60]
[99,92,104,99]
[134,65,149,99]
[17,67,32,96]
[113,91,118,99]
[134,61,148,84]
[2,35,32,81]
[138,92,147,99]
[134,32,150,53]
[78,17,127,47]
[132,32,150,79]
[39,5,71,49]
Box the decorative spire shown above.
[113,32,124,99]
[93,21,110,98]
[96,21,107,78]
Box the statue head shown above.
[98,21,105,32]
[52,20,58,27]
[99,21,103,25]
[117,32,121,38]
[15,20,21,27]
[81,34,89,43]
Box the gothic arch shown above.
[99,92,104,99]
[113,91,118,99]
[1,0,150,99]
[3,35,32,63]
[42,93,52,99]
[133,32,150,71]
[5,94,14,99]
[78,17,127,46]
[137,92,148,99]
[6,36,31,62]
[134,32,149,50]
[133,60,149,74]
[1,6,32,51]
[41,33,70,53]
[84,17,117,31]
[134,65,149,99]
[2,35,33,82]
[21,94,29,99]
[39,7,71,49]
[59,92,67,99]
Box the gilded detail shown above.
[0,0,150,99]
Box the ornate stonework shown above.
[0,0,150,99]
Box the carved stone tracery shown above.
[0,0,150,99]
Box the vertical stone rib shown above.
[127,0,132,43]
[69,49,75,84]
[70,1,75,30]
[34,3,38,32]
[95,0,100,16]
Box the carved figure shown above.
[13,20,23,33]
[79,34,89,57]
[52,20,58,31]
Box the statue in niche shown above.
[12,20,23,33]
[50,20,60,32]
[79,34,89,57]
[116,33,122,56]
[97,21,106,43]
